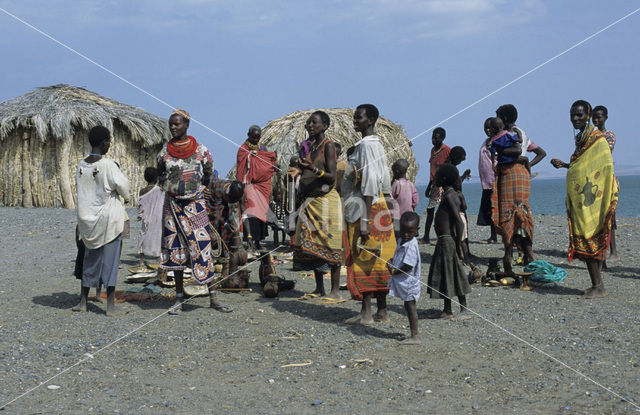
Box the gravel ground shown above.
[0,207,638,414]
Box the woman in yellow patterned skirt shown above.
[290,111,344,300]
[342,104,396,324]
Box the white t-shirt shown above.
[341,135,391,223]
[513,126,538,156]
[76,158,130,249]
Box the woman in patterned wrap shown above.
[289,111,343,300]
[342,104,396,325]
[158,109,232,314]
[551,100,617,299]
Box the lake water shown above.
[415,175,640,218]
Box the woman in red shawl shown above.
[236,125,277,251]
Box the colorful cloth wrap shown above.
[566,125,618,262]
[236,142,276,223]
[429,144,451,181]
[346,194,396,300]
[160,185,216,284]
[524,260,567,283]
[491,162,534,244]
[293,188,344,270]
[427,185,444,209]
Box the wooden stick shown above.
[281,361,313,368]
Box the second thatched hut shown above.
[229,108,418,185]
[0,84,170,208]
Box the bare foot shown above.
[106,306,120,317]
[583,286,606,299]
[344,315,362,324]
[373,312,391,323]
[359,316,374,325]
[92,296,104,303]
[326,292,343,301]
[427,311,454,320]
[399,336,422,345]
[71,302,87,312]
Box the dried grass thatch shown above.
[228,108,418,185]
[0,84,170,208]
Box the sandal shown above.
[213,303,233,313]
[297,293,321,301]
[168,303,182,315]
[314,297,346,304]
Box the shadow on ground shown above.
[32,291,107,314]
[529,285,584,296]
[606,265,639,280]
[535,248,568,259]
[262,295,406,340]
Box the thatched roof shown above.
[255,108,418,181]
[0,84,169,144]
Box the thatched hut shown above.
[229,108,418,185]
[0,84,170,208]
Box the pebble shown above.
[1,209,638,414]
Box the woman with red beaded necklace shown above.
[158,109,232,314]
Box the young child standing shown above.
[422,127,450,244]
[446,146,471,263]
[592,105,618,261]
[391,159,418,232]
[427,164,471,320]
[136,166,165,270]
[73,126,130,316]
[387,211,422,345]
[477,118,498,243]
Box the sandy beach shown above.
[0,207,638,414]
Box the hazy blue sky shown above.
[1,1,638,183]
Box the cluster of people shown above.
[253,104,470,343]
[71,99,618,343]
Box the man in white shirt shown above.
[73,126,130,316]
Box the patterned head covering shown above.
[171,109,191,120]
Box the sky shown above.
[1,0,639,184]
